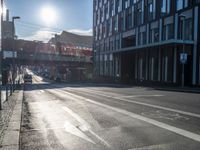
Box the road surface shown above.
[20,74,200,150]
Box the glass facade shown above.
[93,0,197,51]
[93,0,199,85]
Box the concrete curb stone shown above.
[0,90,23,150]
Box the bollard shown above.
[14,82,16,91]
[0,88,1,110]
[13,83,15,92]
[10,85,12,96]
[12,83,15,92]
[6,86,8,101]
[18,80,20,89]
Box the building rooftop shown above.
[49,31,93,48]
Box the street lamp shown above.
[12,16,20,88]
[0,0,4,110]
[12,16,20,41]
[179,14,186,88]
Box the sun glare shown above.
[0,5,7,14]
[40,6,57,26]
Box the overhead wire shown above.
[15,21,62,40]
[17,20,63,32]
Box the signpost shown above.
[3,50,17,59]
[180,53,187,88]
[180,53,187,64]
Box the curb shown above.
[0,90,23,150]
[153,87,200,94]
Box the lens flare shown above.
[40,6,57,26]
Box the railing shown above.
[17,52,92,63]
[0,73,26,110]
[0,83,19,110]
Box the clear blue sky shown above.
[5,0,93,41]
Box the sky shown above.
[5,0,93,42]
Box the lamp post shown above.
[11,16,20,89]
[179,14,186,88]
[0,0,3,110]
[12,16,20,56]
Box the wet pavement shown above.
[0,91,18,146]
[20,75,200,150]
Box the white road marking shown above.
[62,106,110,147]
[128,143,171,150]
[89,130,111,148]
[62,106,91,129]
[75,88,200,119]
[59,89,200,143]
[118,94,163,98]
[64,121,95,144]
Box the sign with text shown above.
[180,53,187,64]
[3,50,17,59]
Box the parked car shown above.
[24,74,32,84]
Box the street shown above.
[20,74,200,150]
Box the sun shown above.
[0,5,7,14]
[40,6,57,26]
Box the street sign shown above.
[3,50,17,59]
[180,53,187,64]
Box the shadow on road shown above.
[23,82,134,91]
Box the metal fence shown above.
[0,84,17,110]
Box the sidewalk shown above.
[0,89,23,150]
[61,81,200,94]
[152,86,200,94]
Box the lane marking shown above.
[118,94,163,98]
[74,88,200,119]
[62,106,91,130]
[58,89,200,143]
[64,121,95,144]
[128,143,171,150]
[62,106,110,147]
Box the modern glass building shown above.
[93,0,200,86]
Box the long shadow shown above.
[26,75,200,94]
[23,82,134,91]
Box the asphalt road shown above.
[20,74,200,150]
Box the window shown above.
[137,1,144,25]
[176,0,188,11]
[119,13,124,32]
[126,9,132,30]
[148,0,156,21]
[102,23,106,38]
[138,31,146,45]
[150,28,159,43]
[113,16,118,33]
[115,37,120,49]
[179,18,193,40]
[110,0,114,17]
[123,0,130,10]
[122,35,136,48]
[168,24,174,39]
[106,21,110,37]
[115,0,120,14]
[163,24,174,40]
[110,40,114,51]
[185,18,193,40]
[161,0,171,15]
[105,4,108,19]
